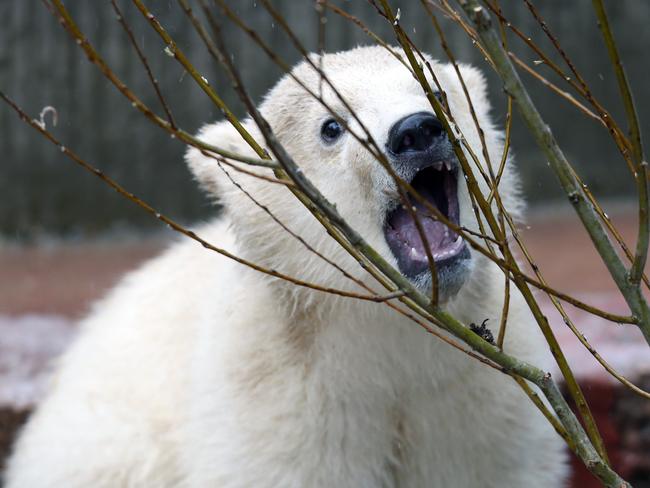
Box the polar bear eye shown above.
[320,118,344,144]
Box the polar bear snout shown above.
[387,111,445,156]
[386,111,456,180]
[383,111,471,300]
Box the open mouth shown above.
[384,161,466,278]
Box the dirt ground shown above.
[0,239,165,318]
[0,206,642,317]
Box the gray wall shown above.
[1,1,647,239]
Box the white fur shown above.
[5,46,567,487]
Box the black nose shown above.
[388,112,444,155]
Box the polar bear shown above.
[5,46,567,487]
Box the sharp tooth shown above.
[444,160,452,171]
[433,161,443,170]
[410,247,423,260]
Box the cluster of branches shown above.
[2,1,648,486]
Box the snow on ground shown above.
[0,315,76,409]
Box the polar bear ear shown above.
[185,120,256,197]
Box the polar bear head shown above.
[187,46,520,307]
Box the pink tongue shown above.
[388,199,454,256]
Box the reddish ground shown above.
[521,206,644,295]
[0,240,164,318]
[1,206,643,318]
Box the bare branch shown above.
[458,0,650,349]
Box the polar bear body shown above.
[6,46,567,487]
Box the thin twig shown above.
[591,0,648,287]
[109,0,177,129]
[488,95,512,204]
[509,53,603,125]
[511,375,573,449]
[321,1,411,71]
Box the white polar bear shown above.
[5,46,567,487]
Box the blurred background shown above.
[1,1,649,486]
[1,1,648,239]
